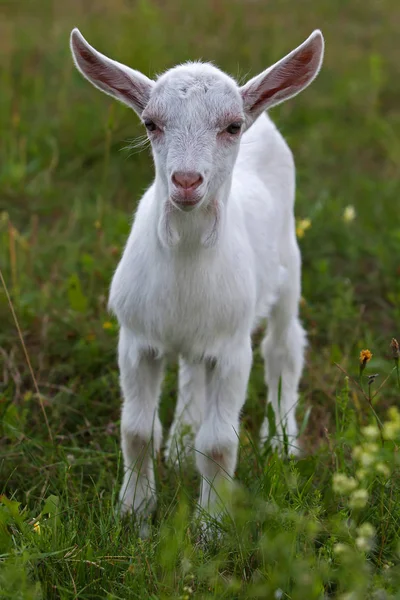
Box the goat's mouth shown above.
[169,193,204,212]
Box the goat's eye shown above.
[226,122,242,135]
[144,119,157,132]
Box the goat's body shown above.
[109,114,296,359]
[109,113,306,521]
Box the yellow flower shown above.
[343,205,356,223]
[33,521,41,534]
[23,390,33,402]
[296,218,311,239]
[359,349,372,365]
[0,211,9,225]
[94,220,101,229]
[86,332,96,342]
[387,406,400,423]
[102,321,113,330]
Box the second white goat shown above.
[70,28,324,522]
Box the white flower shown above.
[349,489,368,509]
[356,536,373,552]
[364,442,378,454]
[352,446,363,461]
[357,522,375,538]
[333,543,349,555]
[332,473,357,494]
[359,452,375,468]
[383,421,400,441]
[375,462,390,478]
[356,469,368,481]
[361,425,379,441]
[343,205,356,223]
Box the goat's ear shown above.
[70,28,154,116]
[240,30,324,126]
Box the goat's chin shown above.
[157,197,221,249]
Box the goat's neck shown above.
[155,175,232,251]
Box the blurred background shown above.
[1,0,400,454]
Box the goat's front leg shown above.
[118,328,164,519]
[195,340,252,522]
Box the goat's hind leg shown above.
[260,261,306,455]
[165,358,205,465]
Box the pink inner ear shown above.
[74,37,149,111]
[246,45,318,113]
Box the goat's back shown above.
[231,113,297,321]
[235,113,295,206]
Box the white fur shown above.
[70,29,324,521]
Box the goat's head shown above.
[70,29,324,214]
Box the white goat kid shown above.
[70,29,324,522]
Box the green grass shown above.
[1,0,400,597]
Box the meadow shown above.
[1,0,400,597]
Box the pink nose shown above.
[172,171,203,190]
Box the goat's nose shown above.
[172,171,203,190]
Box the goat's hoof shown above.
[193,505,226,545]
[116,497,132,519]
[116,504,153,538]
[138,518,151,539]
[260,421,301,457]
[196,517,224,546]
[260,436,301,458]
